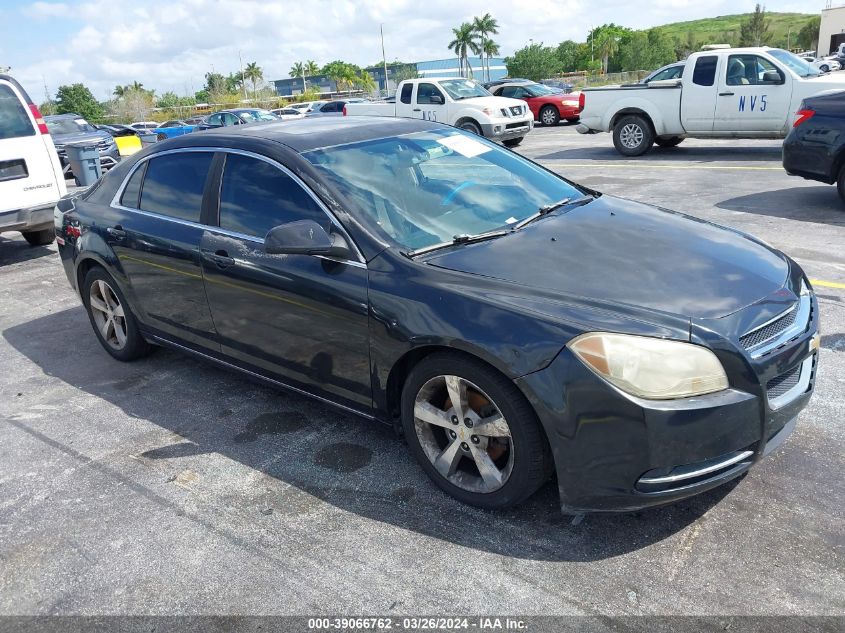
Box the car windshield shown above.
[768,49,820,78]
[526,84,558,96]
[46,118,95,135]
[438,79,491,100]
[303,129,583,251]
[237,110,277,122]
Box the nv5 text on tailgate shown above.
[577,47,845,156]
[344,78,534,147]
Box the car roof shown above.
[162,116,444,153]
[45,113,82,120]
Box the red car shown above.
[488,81,581,126]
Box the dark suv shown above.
[45,114,120,177]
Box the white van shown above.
[0,73,66,246]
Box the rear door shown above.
[0,78,65,214]
[679,54,720,132]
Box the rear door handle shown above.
[205,249,235,268]
[719,92,735,96]
[107,225,126,238]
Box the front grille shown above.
[739,305,797,350]
[766,365,801,400]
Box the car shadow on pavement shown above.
[0,236,56,266]
[717,187,845,224]
[536,145,783,162]
[4,306,738,563]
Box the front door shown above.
[200,151,371,412]
[713,53,792,133]
[110,150,219,350]
[680,54,720,132]
[414,82,448,123]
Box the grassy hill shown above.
[654,12,816,49]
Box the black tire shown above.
[565,117,580,124]
[22,228,55,246]
[400,352,552,510]
[81,266,153,362]
[502,137,523,148]
[838,164,845,205]
[612,114,654,157]
[156,133,167,141]
[655,136,684,148]
[458,119,482,135]
[820,65,830,73]
[539,105,560,126]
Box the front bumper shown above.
[0,204,55,233]
[481,118,533,141]
[516,292,819,514]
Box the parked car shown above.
[270,107,306,120]
[128,121,159,132]
[0,73,66,246]
[486,79,582,126]
[640,61,685,84]
[196,109,278,130]
[344,78,533,146]
[306,100,353,117]
[289,101,327,113]
[44,113,120,175]
[539,79,574,93]
[153,120,195,140]
[783,89,845,204]
[184,116,206,126]
[55,116,818,513]
[799,54,839,73]
[94,123,144,138]
[578,46,845,156]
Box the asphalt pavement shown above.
[0,125,843,619]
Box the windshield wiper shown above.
[407,229,509,257]
[513,194,595,230]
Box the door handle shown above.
[205,249,235,268]
[719,92,735,96]
[107,225,126,238]
[412,108,421,112]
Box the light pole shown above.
[381,24,389,96]
[238,51,248,101]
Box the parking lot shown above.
[1,124,843,618]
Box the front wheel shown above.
[820,65,830,73]
[401,352,551,509]
[655,136,684,148]
[22,228,55,246]
[458,120,482,135]
[502,137,523,148]
[612,114,654,157]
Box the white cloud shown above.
[23,2,71,20]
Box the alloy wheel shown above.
[89,279,128,350]
[542,109,557,125]
[413,375,514,493]
[619,123,644,149]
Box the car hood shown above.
[51,130,112,146]
[425,196,788,320]
[459,95,528,110]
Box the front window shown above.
[437,79,491,101]
[727,55,782,85]
[46,117,95,135]
[304,129,583,251]
[768,48,821,78]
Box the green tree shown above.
[472,13,499,82]
[355,70,376,93]
[448,22,480,78]
[156,91,180,108]
[555,40,581,73]
[226,72,244,95]
[739,4,771,47]
[504,43,560,82]
[797,16,820,51]
[392,63,419,83]
[615,28,677,72]
[244,62,263,100]
[321,60,360,92]
[55,83,103,121]
[203,72,228,102]
[589,24,629,73]
[483,39,500,78]
[290,62,307,93]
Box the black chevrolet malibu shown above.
[55,117,820,513]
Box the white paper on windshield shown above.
[438,134,491,158]
[74,118,87,126]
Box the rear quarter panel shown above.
[581,85,684,135]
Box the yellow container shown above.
[115,135,143,156]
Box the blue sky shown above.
[0,0,817,102]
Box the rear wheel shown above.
[82,267,153,361]
[655,136,684,148]
[401,352,551,509]
[540,105,560,126]
[22,228,55,246]
[838,164,845,205]
[613,114,654,157]
[502,137,523,148]
[820,64,830,73]
[458,120,482,135]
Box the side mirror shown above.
[264,220,352,259]
[430,94,445,105]
[762,70,784,85]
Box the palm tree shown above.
[244,62,263,100]
[304,60,320,76]
[290,61,306,93]
[472,13,499,82]
[113,85,125,98]
[356,70,376,94]
[449,23,480,78]
[129,81,144,92]
[483,39,500,80]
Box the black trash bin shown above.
[65,143,102,186]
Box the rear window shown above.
[692,56,718,87]
[0,84,35,140]
[400,83,413,104]
[120,163,146,208]
[139,152,212,223]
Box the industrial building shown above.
[819,3,845,55]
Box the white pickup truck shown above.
[344,77,534,147]
[577,47,845,156]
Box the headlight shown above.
[567,332,728,400]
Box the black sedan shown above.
[783,89,845,204]
[54,117,819,513]
[196,108,278,130]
